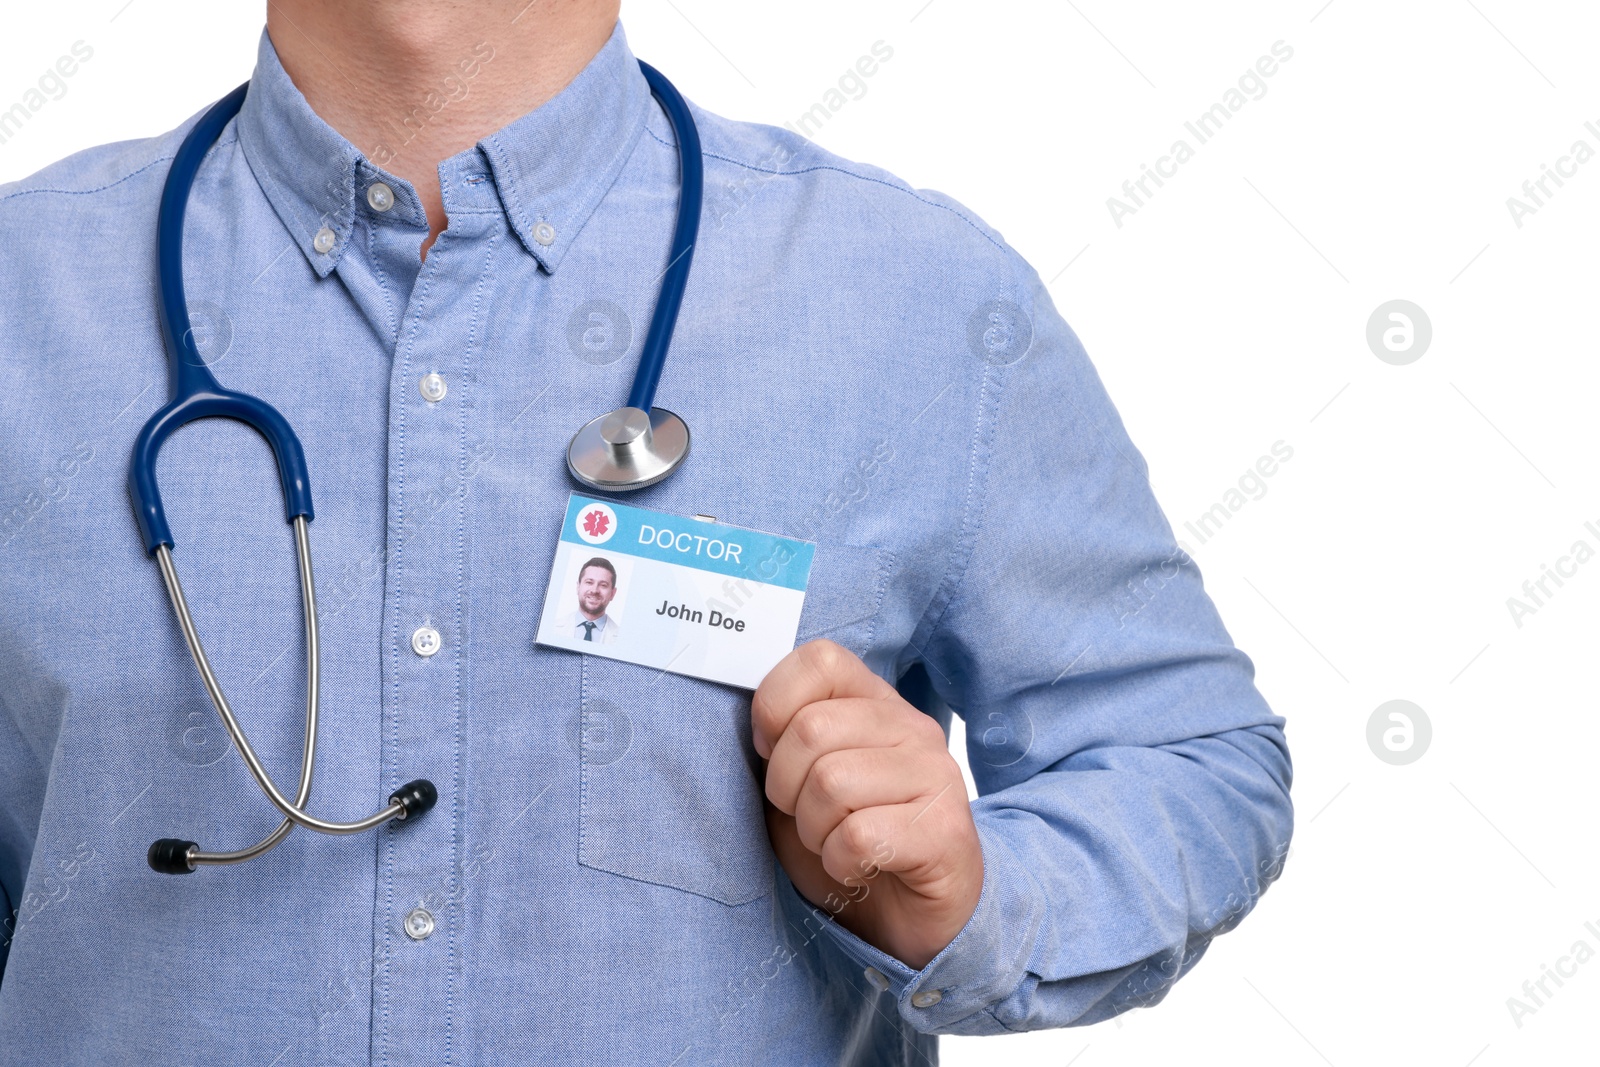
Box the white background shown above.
[4,3,1597,1064]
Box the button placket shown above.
[374,210,499,1067]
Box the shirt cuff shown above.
[782,822,1047,1034]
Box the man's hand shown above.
[752,639,983,970]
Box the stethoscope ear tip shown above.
[148,838,198,875]
[388,778,438,821]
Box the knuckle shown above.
[790,704,836,752]
[808,752,852,805]
[913,710,948,747]
[837,812,880,858]
[895,705,944,748]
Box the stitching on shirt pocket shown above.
[577,542,894,906]
[795,543,895,658]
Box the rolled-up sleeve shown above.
[807,241,1295,1035]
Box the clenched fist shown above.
[752,639,983,970]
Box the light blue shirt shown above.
[0,20,1293,1066]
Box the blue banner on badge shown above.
[535,494,816,689]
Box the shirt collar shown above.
[235,20,652,278]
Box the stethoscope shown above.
[132,63,703,874]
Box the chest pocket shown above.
[577,542,894,905]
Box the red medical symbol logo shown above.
[574,501,618,545]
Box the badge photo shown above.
[554,552,633,647]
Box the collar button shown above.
[312,226,337,255]
[367,182,395,212]
[533,221,556,246]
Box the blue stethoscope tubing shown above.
[133,63,703,874]
[625,62,701,415]
[132,81,305,555]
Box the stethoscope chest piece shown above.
[567,405,690,490]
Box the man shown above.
[0,2,1294,1064]
[569,556,621,644]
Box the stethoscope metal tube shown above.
[146,517,435,874]
[150,514,318,872]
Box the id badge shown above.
[535,493,816,689]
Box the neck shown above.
[267,0,620,258]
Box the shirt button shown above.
[533,221,556,246]
[910,989,942,1008]
[419,373,447,403]
[411,625,442,657]
[863,966,889,992]
[403,907,435,940]
[312,227,337,254]
[367,181,395,212]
